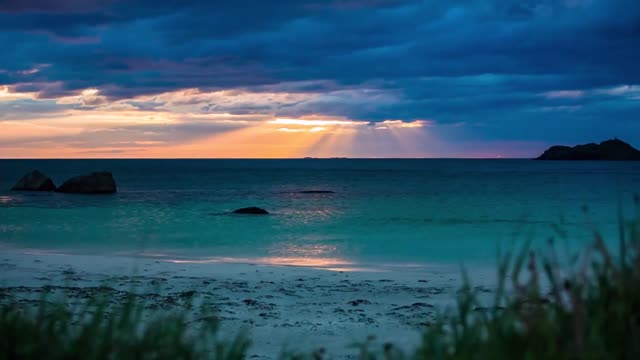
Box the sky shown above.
[0,0,639,158]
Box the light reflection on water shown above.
[268,243,339,257]
[164,256,370,272]
[142,242,373,271]
[7,248,383,272]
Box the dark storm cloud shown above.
[1,0,639,145]
[0,0,114,13]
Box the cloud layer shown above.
[1,0,639,157]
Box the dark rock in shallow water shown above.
[11,170,56,191]
[56,172,117,194]
[233,207,269,215]
[536,139,640,160]
[298,190,335,194]
[347,299,372,306]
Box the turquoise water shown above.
[1,159,639,267]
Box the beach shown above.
[2,159,639,357]
[0,249,498,358]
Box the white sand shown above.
[0,250,498,358]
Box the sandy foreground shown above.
[0,250,497,358]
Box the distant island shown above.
[536,139,640,161]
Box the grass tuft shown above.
[0,294,249,360]
[411,202,640,360]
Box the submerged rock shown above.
[11,170,56,191]
[232,206,269,215]
[536,139,640,160]
[347,299,372,306]
[56,172,117,194]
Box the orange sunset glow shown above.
[0,86,441,158]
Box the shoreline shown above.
[0,249,498,358]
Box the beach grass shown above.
[407,204,640,360]
[0,294,250,360]
[2,201,640,359]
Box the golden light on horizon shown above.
[0,82,436,158]
[0,115,435,158]
[268,118,368,127]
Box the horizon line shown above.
[0,157,533,160]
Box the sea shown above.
[1,159,639,270]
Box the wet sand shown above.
[0,250,497,358]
